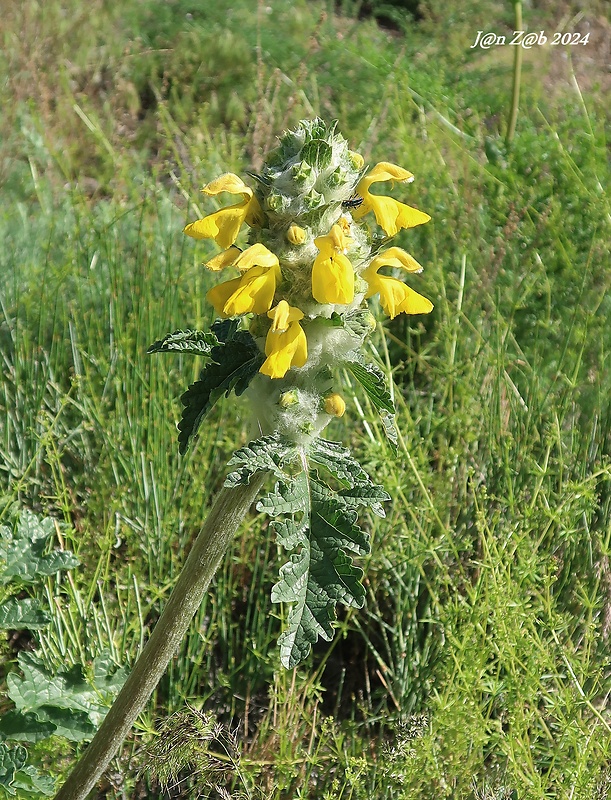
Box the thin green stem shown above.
[506,0,523,148]
[53,472,267,800]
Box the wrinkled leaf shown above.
[178,331,263,454]
[0,598,49,630]
[0,742,26,789]
[0,510,79,585]
[224,434,296,488]
[11,764,55,796]
[147,328,220,356]
[7,652,128,740]
[0,711,56,743]
[259,436,388,669]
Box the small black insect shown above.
[342,195,364,210]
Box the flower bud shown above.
[349,151,365,170]
[287,224,307,245]
[279,390,299,409]
[323,393,346,417]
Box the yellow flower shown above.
[260,301,308,379]
[323,393,346,417]
[352,162,431,237]
[205,244,281,317]
[184,173,264,249]
[312,224,355,305]
[362,246,433,319]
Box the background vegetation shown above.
[1,0,610,796]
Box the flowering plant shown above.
[55,118,434,798]
[150,118,433,667]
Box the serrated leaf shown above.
[0,599,49,630]
[11,764,55,796]
[7,652,128,740]
[210,318,240,342]
[147,329,220,355]
[178,332,263,454]
[380,410,398,450]
[268,464,372,669]
[346,359,399,448]
[0,742,26,788]
[309,439,370,486]
[310,475,389,518]
[346,360,395,415]
[225,435,296,488]
[0,711,56,743]
[34,707,95,742]
[0,510,79,585]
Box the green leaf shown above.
[270,468,370,668]
[11,764,55,796]
[0,599,49,630]
[310,474,389,518]
[224,435,297,488]
[147,328,220,355]
[0,711,56,743]
[0,742,26,790]
[0,510,79,586]
[309,439,370,486]
[301,139,332,170]
[178,331,263,454]
[346,361,395,415]
[33,707,95,742]
[6,652,128,741]
[345,359,398,448]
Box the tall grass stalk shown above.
[505,0,523,147]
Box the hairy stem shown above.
[54,473,267,800]
[506,0,523,148]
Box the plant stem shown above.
[54,473,267,800]
[505,0,523,148]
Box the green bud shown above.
[279,390,299,409]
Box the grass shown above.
[1,0,610,796]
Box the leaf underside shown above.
[346,359,398,448]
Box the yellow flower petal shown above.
[352,161,430,237]
[234,243,280,272]
[184,173,263,249]
[184,205,248,249]
[357,162,414,191]
[312,251,354,304]
[267,300,304,332]
[367,275,433,319]
[205,246,241,271]
[223,265,279,316]
[260,318,308,379]
[312,225,355,304]
[364,247,423,277]
[201,173,253,199]
[206,276,243,317]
